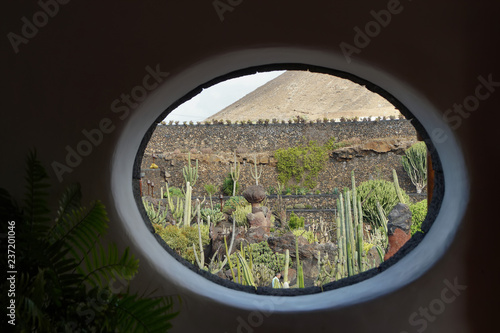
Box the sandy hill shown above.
[207,70,401,122]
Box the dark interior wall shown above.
[1,1,499,332]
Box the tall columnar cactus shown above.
[295,235,305,288]
[392,169,407,204]
[250,154,263,185]
[401,141,427,194]
[182,182,192,227]
[230,152,241,196]
[283,249,290,288]
[192,199,205,269]
[182,152,199,187]
[336,172,367,278]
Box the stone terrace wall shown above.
[145,119,416,154]
[140,119,423,199]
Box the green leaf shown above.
[81,244,139,288]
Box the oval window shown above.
[134,67,438,295]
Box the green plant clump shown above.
[288,211,305,230]
[164,186,184,198]
[292,228,318,244]
[230,241,291,275]
[274,138,339,189]
[357,179,410,228]
[222,172,240,196]
[154,224,210,263]
[409,199,428,236]
[222,196,246,214]
[232,204,252,227]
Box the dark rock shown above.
[242,185,266,204]
[387,203,412,235]
[384,203,412,260]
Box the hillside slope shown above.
[207,70,401,122]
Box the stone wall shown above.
[145,119,416,154]
[140,119,425,199]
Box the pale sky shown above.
[163,70,286,122]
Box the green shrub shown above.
[292,228,318,244]
[409,200,427,236]
[274,138,339,189]
[222,196,246,214]
[357,179,410,227]
[232,204,252,227]
[288,211,305,230]
[200,208,225,224]
[164,186,184,198]
[230,241,291,275]
[154,224,209,263]
[222,172,239,196]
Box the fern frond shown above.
[23,150,51,232]
[51,201,109,261]
[81,244,139,288]
[112,294,178,332]
[55,183,82,223]
[17,271,51,331]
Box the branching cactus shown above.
[250,154,263,185]
[182,152,199,187]
[401,142,427,194]
[230,152,241,196]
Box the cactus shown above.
[236,252,256,289]
[230,152,241,196]
[393,169,407,204]
[182,152,199,187]
[295,235,305,288]
[336,172,369,278]
[192,199,205,269]
[283,249,290,288]
[182,182,192,227]
[165,184,184,225]
[401,142,427,194]
[250,154,263,185]
[142,198,168,226]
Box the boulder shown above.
[387,203,412,235]
[384,203,412,260]
[242,185,266,205]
